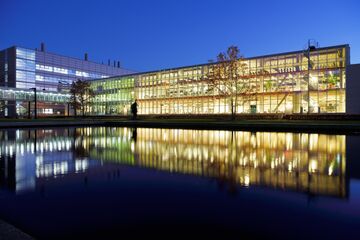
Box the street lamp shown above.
[303,39,318,114]
[29,87,37,119]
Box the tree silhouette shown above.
[203,46,252,119]
[69,79,95,116]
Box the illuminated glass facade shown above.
[0,44,355,116]
[0,86,69,103]
[0,45,134,116]
[91,76,135,114]
[91,45,349,115]
[0,46,134,92]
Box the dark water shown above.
[0,127,360,239]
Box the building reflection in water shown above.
[0,129,98,193]
[0,127,347,197]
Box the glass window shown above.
[16,48,35,60]
[16,58,35,71]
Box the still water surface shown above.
[0,127,360,239]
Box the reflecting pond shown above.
[0,127,359,239]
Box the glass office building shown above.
[0,44,134,116]
[91,44,349,115]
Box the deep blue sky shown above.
[1,0,359,72]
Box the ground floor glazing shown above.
[122,89,345,115]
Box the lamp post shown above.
[304,39,317,114]
[28,101,31,119]
[67,102,70,116]
[29,87,37,119]
[307,41,311,114]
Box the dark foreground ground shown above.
[0,220,33,240]
[1,117,360,133]
[1,165,360,240]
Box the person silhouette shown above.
[131,99,138,120]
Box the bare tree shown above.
[69,79,95,116]
[204,46,251,119]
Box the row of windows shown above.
[13,47,131,76]
[92,89,345,115]
[15,47,131,88]
[16,70,35,83]
[0,88,69,102]
[35,74,73,85]
[15,70,71,92]
[35,52,130,75]
[133,51,346,87]
[136,64,344,87]
[134,90,345,114]
[16,48,35,61]
[95,92,133,102]
[247,49,344,68]
[16,58,36,72]
[35,64,110,79]
[15,80,60,92]
[91,78,135,92]
[16,81,36,89]
[134,70,345,100]
[132,50,345,84]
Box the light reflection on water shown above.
[0,127,347,197]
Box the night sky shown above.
[1,0,359,72]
